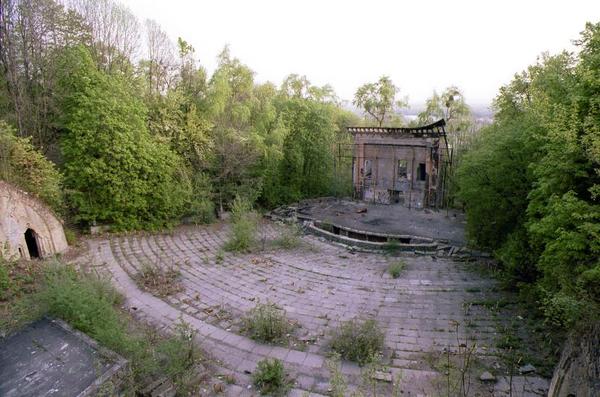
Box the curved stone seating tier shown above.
[75,222,549,396]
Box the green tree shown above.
[0,120,63,211]
[278,99,337,201]
[207,47,264,209]
[353,76,406,127]
[57,45,190,230]
[457,23,600,328]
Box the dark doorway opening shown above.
[417,163,427,181]
[25,228,40,259]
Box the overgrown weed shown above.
[330,319,384,365]
[242,302,292,344]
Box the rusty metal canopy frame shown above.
[346,119,447,138]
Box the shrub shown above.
[252,358,289,396]
[224,196,258,252]
[35,262,202,393]
[243,302,292,343]
[541,290,585,329]
[578,265,600,302]
[0,261,10,299]
[274,224,302,249]
[383,240,401,255]
[0,121,63,212]
[187,173,216,224]
[330,319,384,365]
[388,260,405,278]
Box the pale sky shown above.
[121,0,600,107]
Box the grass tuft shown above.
[388,260,406,279]
[252,358,290,396]
[330,319,384,365]
[273,224,302,249]
[242,302,292,344]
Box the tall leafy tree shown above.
[278,99,336,201]
[353,76,406,127]
[207,47,264,209]
[418,86,473,147]
[57,45,190,230]
[457,23,600,328]
[0,0,90,151]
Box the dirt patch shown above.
[134,264,183,298]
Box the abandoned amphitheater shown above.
[62,197,552,396]
[1,122,571,396]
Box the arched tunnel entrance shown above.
[24,228,40,259]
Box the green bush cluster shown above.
[388,260,406,279]
[224,196,259,252]
[274,224,302,249]
[0,262,10,299]
[57,46,191,231]
[252,358,290,396]
[0,122,63,212]
[330,319,384,365]
[242,302,292,343]
[456,23,600,330]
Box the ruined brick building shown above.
[349,119,450,208]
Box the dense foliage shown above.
[0,121,63,211]
[0,0,362,230]
[457,22,600,328]
[57,46,190,230]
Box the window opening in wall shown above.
[397,160,407,179]
[364,159,372,179]
[417,163,426,181]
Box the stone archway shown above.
[24,228,40,258]
[0,181,68,260]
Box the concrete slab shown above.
[296,198,466,245]
[0,318,127,397]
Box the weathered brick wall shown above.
[352,133,442,208]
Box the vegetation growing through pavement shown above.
[425,320,480,397]
[273,223,303,249]
[242,302,293,344]
[388,260,406,278]
[224,196,259,252]
[326,353,349,397]
[456,22,600,333]
[330,319,385,365]
[135,263,183,298]
[382,240,402,255]
[252,358,291,396]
